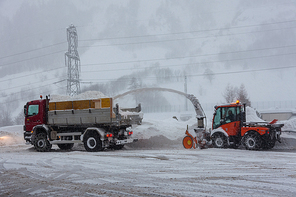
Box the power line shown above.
[0,77,65,92]
[0,41,67,60]
[0,85,67,106]
[1,19,296,65]
[0,50,65,68]
[80,44,296,68]
[0,67,65,84]
[80,19,296,43]
[1,43,295,85]
[80,65,296,83]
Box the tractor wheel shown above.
[34,133,52,152]
[212,133,228,148]
[83,132,103,152]
[244,133,262,150]
[183,136,194,149]
[58,143,74,150]
[262,139,276,150]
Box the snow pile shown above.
[132,113,196,141]
[246,106,265,122]
[120,110,144,119]
[0,125,23,146]
[50,91,108,102]
[282,118,296,132]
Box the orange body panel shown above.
[220,121,240,136]
[241,127,268,136]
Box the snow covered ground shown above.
[1,113,296,196]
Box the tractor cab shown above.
[211,101,246,148]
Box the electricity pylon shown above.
[65,24,80,96]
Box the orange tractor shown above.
[183,100,283,150]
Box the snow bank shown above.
[282,118,296,132]
[0,125,24,146]
[132,112,197,141]
[50,91,107,102]
[246,106,265,122]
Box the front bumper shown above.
[115,138,138,145]
[24,131,32,143]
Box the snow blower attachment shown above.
[182,94,211,149]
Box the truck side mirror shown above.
[24,105,27,116]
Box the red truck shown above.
[24,96,140,152]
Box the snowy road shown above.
[1,143,296,197]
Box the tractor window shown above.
[213,108,222,129]
[223,107,236,123]
[213,106,239,129]
[27,105,39,116]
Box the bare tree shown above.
[223,83,251,106]
[223,84,238,103]
[237,84,251,106]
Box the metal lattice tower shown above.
[65,24,80,96]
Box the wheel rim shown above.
[37,139,45,148]
[215,137,223,147]
[87,137,96,149]
[183,136,193,149]
[246,138,255,148]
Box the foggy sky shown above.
[0,0,296,107]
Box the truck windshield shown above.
[27,105,39,116]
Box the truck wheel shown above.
[183,136,194,149]
[244,133,261,150]
[212,133,227,148]
[58,143,74,150]
[84,132,103,152]
[34,133,52,152]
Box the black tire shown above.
[34,133,52,152]
[244,133,262,150]
[262,139,276,150]
[57,143,74,150]
[212,133,228,148]
[83,132,103,152]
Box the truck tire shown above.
[183,136,194,149]
[212,133,227,148]
[58,143,74,150]
[244,133,261,150]
[34,133,52,152]
[83,132,103,152]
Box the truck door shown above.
[213,106,240,136]
[25,100,46,131]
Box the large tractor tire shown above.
[83,132,103,152]
[261,139,276,150]
[212,133,228,148]
[34,133,52,152]
[244,132,262,150]
[58,143,74,150]
[183,136,194,149]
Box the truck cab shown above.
[23,97,47,143]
